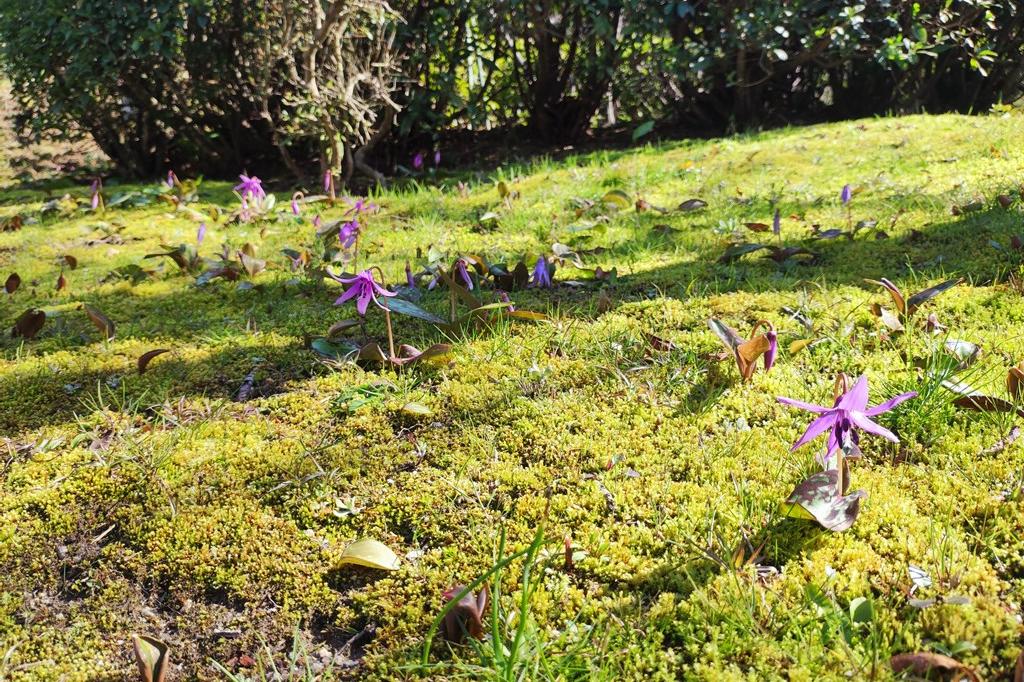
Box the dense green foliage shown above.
[3,113,1024,679]
[0,0,396,178]
[1,0,1022,176]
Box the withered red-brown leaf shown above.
[64,254,78,269]
[137,349,170,374]
[56,271,67,291]
[744,222,770,232]
[1007,365,1024,402]
[441,585,487,644]
[736,335,771,381]
[12,308,45,339]
[327,319,361,337]
[865,278,906,316]
[4,272,20,294]
[998,194,1014,209]
[644,332,676,352]
[83,304,115,340]
[2,214,22,232]
[890,652,978,681]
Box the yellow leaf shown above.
[789,339,813,354]
[338,539,401,571]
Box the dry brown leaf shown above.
[83,304,115,340]
[736,335,770,381]
[137,349,170,374]
[12,309,45,339]
[890,651,978,681]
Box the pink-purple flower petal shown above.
[791,413,838,451]
[850,411,900,443]
[865,391,918,416]
[837,375,870,411]
[776,396,830,414]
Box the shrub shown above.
[0,0,399,179]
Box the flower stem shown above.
[836,448,845,498]
[384,308,396,360]
[449,281,457,323]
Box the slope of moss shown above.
[2,114,1024,679]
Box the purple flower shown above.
[772,208,781,236]
[291,193,301,216]
[405,261,415,288]
[531,256,553,288]
[841,184,852,205]
[345,198,377,217]
[332,269,396,316]
[323,169,332,193]
[454,258,473,290]
[778,375,916,460]
[313,214,322,230]
[413,152,424,170]
[497,290,515,312]
[234,174,265,201]
[764,329,778,370]
[90,178,101,210]
[339,221,360,249]
[433,150,441,167]
[197,222,206,246]
[166,170,177,188]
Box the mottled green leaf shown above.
[781,470,865,532]
[384,297,446,324]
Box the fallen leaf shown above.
[678,198,708,212]
[871,304,904,332]
[137,349,170,374]
[718,242,767,263]
[327,319,361,337]
[12,309,46,339]
[64,254,78,269]
[943,379,1024,417]
[789,339,813,354]
[4,272,19,294]
[944,339,981,366]
[83,305,115,340]
[890,652,978,681]
[644,332,676,352]
[401,401,432,417]
[338,539,401,571]
[744,222,770,232]
[56,271,67,291]
[601,189,631,209]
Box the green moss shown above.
[4,114,1024,678]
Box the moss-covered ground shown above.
[3,114,1024,680]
